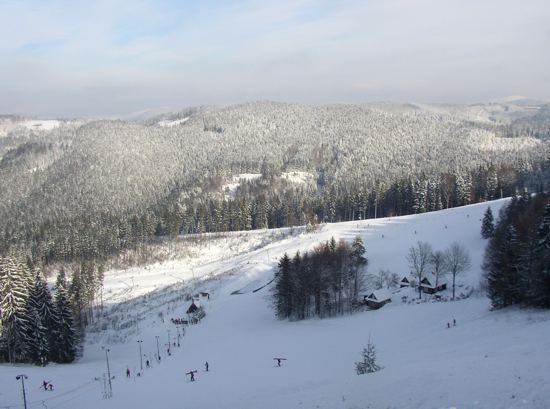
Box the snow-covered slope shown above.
[2,199,550,409]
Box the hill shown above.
[1,199,549,409]
[1,101,548,264]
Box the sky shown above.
[0,0,549,117]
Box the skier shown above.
[146,360,150,368]
[453,318,456,327]
[126,367,131,378]
[48,383,53,391]
[446,322,450,329]
[205,361,209,372]
[186,370,197,382]
[274,358,287,367]
[43,380,48,391]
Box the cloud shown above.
[0,0,549,116]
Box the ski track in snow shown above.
[1,198,550,409]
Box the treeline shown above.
[4,159,546,268]
[0,256,104,364]
[483,193,550,308]
[272,236,367,320]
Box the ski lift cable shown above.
[24,380,96,406]
[36,386,97,409]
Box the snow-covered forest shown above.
[1,199,549,409]
[1,101,549,265]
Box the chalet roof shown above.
[400,276,411,283]
[365,289,392,302]
[420,274,447,288]
[186,301,199,314]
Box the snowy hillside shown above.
[1,199,550,409]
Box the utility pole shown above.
[137,340,143,371]
[155,336,160,362]
[103,347,113,398]
[16,374,28,409]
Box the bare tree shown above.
[407,241,433,299]
[430,250,449,288]
[445,242,472,300]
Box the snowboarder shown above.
[126,367,131,378]
[274,358,287,367]
[205,361,209,372]
[186,370,197,382]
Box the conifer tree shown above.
[355,338,381,375]
[481,206,495,239]
[273,253,294,319]
[0,256,31,363]
[25,272,53,365]
[52,276,77,363]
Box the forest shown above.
[272,236,367,320]
[483,192,550,308]
[1,102,548,267]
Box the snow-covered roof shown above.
[365,289,392,302]
[420,274,447,288]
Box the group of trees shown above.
[0,256,77,364]
[0,255,104,364]
[483,193,550,308]
[1,102,548,268]
[407,241,471,300]
[272,236,367,320]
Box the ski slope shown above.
[1,198,550,409]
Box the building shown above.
[420,274,447,294]
[186,301,199,314]
[363,289,392,309]
[400,276,413,288]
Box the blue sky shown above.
[1,0,549,117]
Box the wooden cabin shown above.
[400,276,413,288]
[420,274,447,294]
[363,289,392,309]
[186,301,199,314]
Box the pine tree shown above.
[0,256,31,363]
[355,338,381,374]
[52,279,77,363]
[485,224,521,308]
[531,204,550,307]
[349,236,367,303]
[25,272,53,365]
[272,253,294,319]
[481,206,495,239]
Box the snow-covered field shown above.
[157,117,190,127]
[2,199,550,409]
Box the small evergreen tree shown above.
[481,206,495,239]
[355,338,381,375]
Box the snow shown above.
[157,117,190,127]
[222,173,262,198]
[222,172,314,199]
[22,119,61,131]
[365,289,392,302]
[2,198,550,409]
[281,171,314,185]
